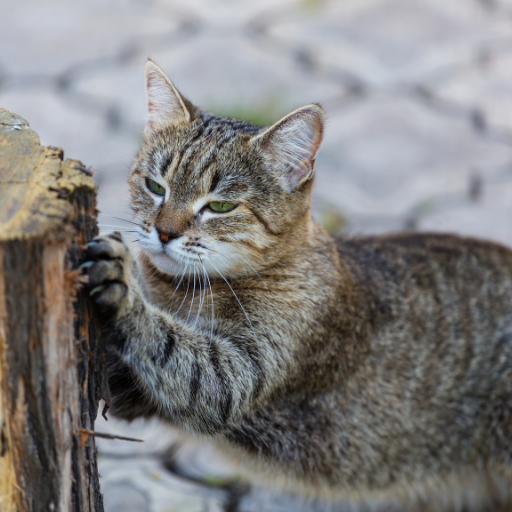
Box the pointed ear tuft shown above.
[252,104,325,191]
[145,59,191,134]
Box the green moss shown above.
[417,199,434,215]
[202,475,234,487]
[209,95,286,127]
[300,0,325,13]
[316,203,348,235]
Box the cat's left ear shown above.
[144,59,193,135]
[251,104,325,191]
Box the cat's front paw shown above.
[81,232,136,318]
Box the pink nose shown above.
[157,228,180,244]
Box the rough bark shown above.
[0,108,105,512]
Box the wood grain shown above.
[0,108,105,511]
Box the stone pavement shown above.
[2,0,512,510]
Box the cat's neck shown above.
[255,213,333,273]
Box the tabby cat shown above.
[81,60,512,511]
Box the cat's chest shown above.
[146,275,238,325]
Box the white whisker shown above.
[210,247,269,291]
[147,264,161,280]
[193,266,205,327]
[175,265,191,315]
[186,264,197,323]
[98,214,142,228]
[170,260,188,300]
[200,256,215,345]
[167,254,189,289]
[98,224,138,230]
[208,260,259,342]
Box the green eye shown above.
[146,178,166,196]
[209,201,237,213]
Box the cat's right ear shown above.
[145,59,192,135]
[251,104,325,192]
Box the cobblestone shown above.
[2,0,512,510]
[431,49,512,132]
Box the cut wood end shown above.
[0,109,97,243]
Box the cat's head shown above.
[130,59,325,279]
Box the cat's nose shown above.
[157,228,180,244]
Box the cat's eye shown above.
[146,178,166,196]
[209,201,237,213]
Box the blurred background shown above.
[2,0,512,510]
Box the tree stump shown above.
[0,109,105,512]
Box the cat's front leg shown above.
[81,232,161,419]
[80,233,269,431]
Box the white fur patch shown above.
[191,195,214,215]
[136,224,259,280]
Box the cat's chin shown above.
[147,252,181,276]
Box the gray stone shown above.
[429,49,512,132]
[239,487,359,512]
[99,458,226,512]
[0,0,181,76]
[170,440,236,482]
[144,34,345,116]
[70,63,147,133]
[269,0,512,87]
[418,203,512,249]
[102,483,150,512]
[315,93,512,219]
[415,170,512,247]
[0,88,137,170]
[158,0,298,26]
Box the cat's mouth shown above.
[149,252,179,271]
[137,228,211,275]
[136,227,254,279]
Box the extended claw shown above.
[90,285,106,297]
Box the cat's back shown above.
[318,233,512,488]
[332,232,512,458]
[334,232,512,362]
[335,232,512,321]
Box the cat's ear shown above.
[252,104,325,191]
[145,59,192,134]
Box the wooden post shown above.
[0,109,106,511]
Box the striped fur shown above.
[83,61,512,511]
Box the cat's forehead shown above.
[144,114,262,181]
